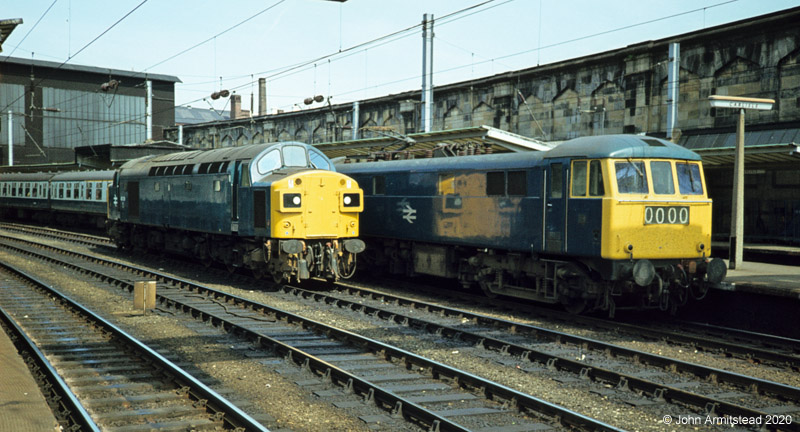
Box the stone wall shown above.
[166,7,800,148]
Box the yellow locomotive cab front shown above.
[270,171,363,240]
[601,159,713,261]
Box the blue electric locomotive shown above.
[107,142,365,282]
[337,134,726,315]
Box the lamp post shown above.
[708,95,774,270]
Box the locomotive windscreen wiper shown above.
[626,158,644,178]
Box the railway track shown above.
[0,222,113,248]
[274,281,800,427]
[347,276,800,370]
[0,233,622,431]
[3,226,799,431]
[0,261,267,432]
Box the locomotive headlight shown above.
[342,193,360,207]
[283,193,302,208]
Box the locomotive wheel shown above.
[557,263,590,314]
[562,297,587,315]
[478,280,498,299]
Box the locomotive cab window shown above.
[589,160,605,196]
[615,160,648,194]
[677,162,703,195]
[309,148,331,170]
[571,161,588,197]
[650,161,675,195]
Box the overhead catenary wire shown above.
[0,0,150,114]
[9,0,761,146]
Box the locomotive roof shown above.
[0,172,55,181]
[337,135,701,173]
[118,141,311,176]
[544,135,702,161]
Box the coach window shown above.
[615,161,648,194]
[677,162,703,195]
[154,182,160,192]
[571,161,587,197]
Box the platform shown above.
[716,260,800,299]
[0,327,60,432]
[710,242,800,299]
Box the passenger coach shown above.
[337,135,726,315]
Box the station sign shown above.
[709,96,774,111]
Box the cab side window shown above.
[589,160,605,196]
[571,161,587,197]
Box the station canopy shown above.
[314,125,554,161]
[681,128,800,166]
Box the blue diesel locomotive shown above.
[337,135,726,315]
[107,142,365,282]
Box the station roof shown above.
[681,128,800,166]
[0,18,22,53]
[175,106,230,125]
[0,55,181,83]
[315,125,554,160]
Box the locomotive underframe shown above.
[107,221,360,283]
[366,238,720,316]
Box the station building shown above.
[0,56,180,166]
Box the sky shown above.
[3,0,799,114]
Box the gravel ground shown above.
[3,232,793,432]
[0,248,372,432]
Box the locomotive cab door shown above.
[544,162,566,253]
